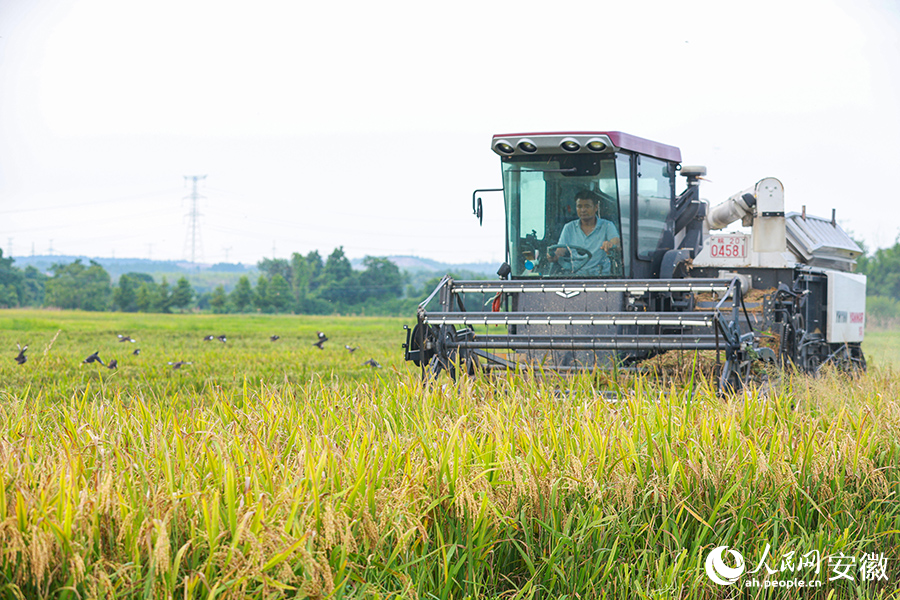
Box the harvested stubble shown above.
[1,322,899,599]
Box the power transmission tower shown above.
[183,175,207,264]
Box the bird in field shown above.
[344,345,358,353]
[362,358,382,369]
[15,344,27,365]
[270,335,280,342]
[312,331,328,350]
[117,334,136,343]
[132,348,141,355]
[203,335,215,342]
[106,359,118,370]
[216,335,227,343]
[168,361,191,370]
[83,351,104,366]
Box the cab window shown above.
[636,156,674,258]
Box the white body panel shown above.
[752,178,787,263]
[692,231,793,274]
[693,178,790,272]
[826,271,866,343]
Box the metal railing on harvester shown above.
[404,276,771,391]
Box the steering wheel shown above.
[547,244,594,275]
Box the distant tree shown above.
[230,276,253,312]
[867,296,900,323]
[208,285,228,314]
[318,246,359,306]
[291,252,311,302]
[78,260,113,311]
[851,234,869,276]
[359,256,403,301]
[254,275,270,312]
[0,284,17,308]
[306,250,324,291]
[267,274,292,313]
[44,259,111,311]
[21,266,47,306]
[153,277,173,313]
[861,239,900,298]
[0,249,23,306]
[113,274,140,312]
[125,272,155,285]
[209,262,247,273]
[257,258,292,284]
[135,283,155,312]
[171,276,194,311]
[323,246,352,281]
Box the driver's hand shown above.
[548,247,568,263]
[601,241,616,252]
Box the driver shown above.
[548,189,620,275]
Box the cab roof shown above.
[491,131,682,163]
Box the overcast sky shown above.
[1,0,898,266]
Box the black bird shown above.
[132,348,141,356]
[168,361,192,370]
[344,345,358,353]
[203,335,215,342]
[312,331,328,350]
[83,351,104,366]
[106,359,118,370]
[362,358,382,369]
[216,335,227,343]
[15,344,27,365]
[117,334,136,343]
[270,335,280,342]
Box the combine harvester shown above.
[403,132,866,391]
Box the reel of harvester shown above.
[403,274,775,394]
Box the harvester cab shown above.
[404,132,867,390]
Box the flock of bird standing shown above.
[12,331,382,370]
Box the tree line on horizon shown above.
[0,247,476,316]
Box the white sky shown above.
[1,0,899,265]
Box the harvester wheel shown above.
[426,325,461,381]
[427,352,455,379]
[409,323,436,367]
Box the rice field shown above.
[1,309,899,599]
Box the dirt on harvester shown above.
[694,288,773,311]
[636,349,722,382]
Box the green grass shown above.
[1,309,899,599]
[863,328,900,371]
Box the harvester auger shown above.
[403,132,867,392]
